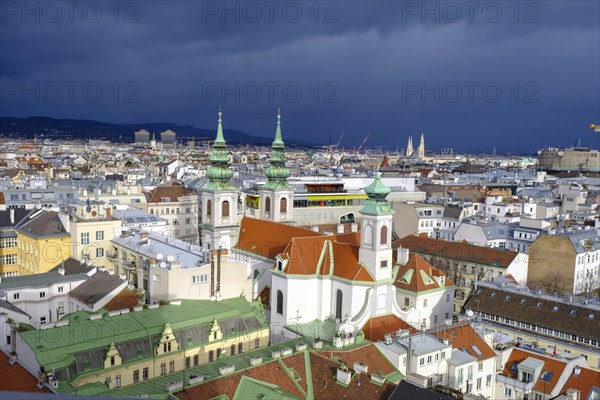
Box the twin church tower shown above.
[199,109,294,252]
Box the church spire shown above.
[263,108,291,189]
[360,167,393,215]
[204,108,234,190]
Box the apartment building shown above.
[394,234,527,312]
[146,185,199,244]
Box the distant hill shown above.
[0,116,317,147]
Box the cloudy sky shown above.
[1,1,598,152]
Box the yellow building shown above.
[0,210,27,277]
[58,201,122,271]
[16,210,71,275]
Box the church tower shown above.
[417,132,425,159]
[358,168,394,281]
[406,136,413,157]
[259,109,294,223]
[200,109,240,251]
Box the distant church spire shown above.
[406,136,414,157]
[417,132,425,159]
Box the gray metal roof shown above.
[0,271,88,290]
[448,348,477,366]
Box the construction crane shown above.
[324,131,344,160]
[356,133,371,154]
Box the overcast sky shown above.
[1,1,599,152]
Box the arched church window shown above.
[335,290,343,320]
[265,197,271,213]
[206,200,212,216]
[276,290,283,314]
[222,200,230,217]
[280,197,287,216]
[380,225,388,245]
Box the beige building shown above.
[528,232,600,295]
[59,201,122,271]
[110,230,252,304]
[146,185,199,244]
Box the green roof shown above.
[204,109,235,191]
[233,376,300,400]
[262,109,291,190]
[19,298,266,370]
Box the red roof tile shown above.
[0,351,52,393]
[562,367,600,400]
[394,235,518,267]
[362,315,417,342]
[431,324,496,361]
[502,348,568,394]
[394,254,453,292]
[102,288,141,312]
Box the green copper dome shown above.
[203,109,235,191]
[360,169,394,215]
[262,109,291,190]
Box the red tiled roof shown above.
[0,351,52,393]
[502,348,568,394]
[102,289,141,312]
[145,185,195,203]
[562,367,600,400]
[235,217,321,259]
[394,254,453,292]
[431,324,496,361]
[258,286,270,308]
[362,315,417,342]
[394,235,518,267]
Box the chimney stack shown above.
[337,224,344,234]
[10,209,15,225]
[397,246,410,265]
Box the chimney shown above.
[397,246,410,265]
[565,388,580,400]
[337,224,344,234]
[311,226,319,232]
[573,366,581,376]
[10,209,15,225]
[350,223,358,232]
[140,231,150,240]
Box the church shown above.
[200,109,454,341]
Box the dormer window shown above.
[277,260,283,271]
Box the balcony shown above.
[496,374,534,393]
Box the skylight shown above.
[570,309,576,315]
[521,299,527,304]
[491,292,497,297]
[589,313,595,319]
[553,306,559,311]
[471,345,483,356]
[537,302,543,307]
[540,371,554,382]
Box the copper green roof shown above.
[203,108,235,191]
[359,169,394,215]
[262,109,291,190]
[19,298,266,371]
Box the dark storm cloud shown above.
[0,0,598,152]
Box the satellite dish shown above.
[558,151,564,156]
[159,261,167,269]
[156,253,164,260]
[466,310,474,317]
[85,205,92,213]
[167,255,175,262]
[99,208,106,216]
[536,150,542,155]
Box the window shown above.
[334,289,344,320]
[230,344,236,356]
[209,350,214,362]
[57,305,64,314]
[206,200,212,216]
[476,377,482,390]
[0,254,18,266]
[540,370,553,382]
[238,342,243,354]
[169,360,175,373]
[254,338,260,349]
[458,368,463,385]
[441,351,446,359]
[265,197,271,213]
[0,237,17,248]
[13,293,20,300]
[380,225,388,245]
[133,370,139,383]
[478,361,483,372]
[404,297,410,307]
[420,358,425,366]
[57,286,64,293]
[143,367,149,381]
[40,317,46,325]
[276,290,283,314]
[504,387,512,397]
[6,336,11,346]
[280,197,287,215]
[96,248,104,258]
[193,354,199,367]
[427,355,432,364]
[486,374,492,387]
[185,218,191,224]
[110,356,115,366]
[81,232,89,245]
[445,312,450,319]
[192,274,208,284]
[115,374,121,388]
[39,291,46,298]
[160,363,166,375]
[380,260,388,269]
[153,274,161,283]
[96,231,104,240]
[222,201,229,217]
[423,299,428,307]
